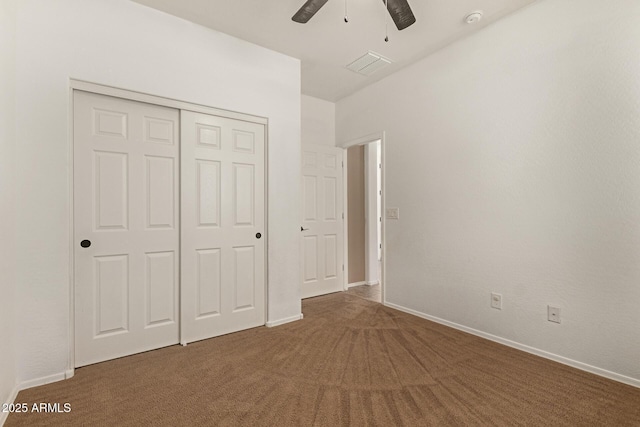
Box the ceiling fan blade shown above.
[292,0,330,23]
[382,0,416,30]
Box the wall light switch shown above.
[386,208,399,220]
[491,293,502,310]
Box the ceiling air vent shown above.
[345,51,392,76]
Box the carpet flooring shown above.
[6,293,640,426]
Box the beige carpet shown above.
[7,293,640,426]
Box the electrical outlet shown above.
[547,306,560,323]
[491,293,502,310]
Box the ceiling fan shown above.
[292,0,416,31]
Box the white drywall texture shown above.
[301,95,336,147]
[13,0,301,386]
[0,0,18,416]
[337,0,640,382]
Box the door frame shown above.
[341,131,386,304]
[68,79,269,372]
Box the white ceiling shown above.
[132,0,536,102]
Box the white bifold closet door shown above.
[74,91,180,367]
[180,111,266,344]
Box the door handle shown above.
[256,233,262,239]
[80,240,91,248]
[301,227,309,231]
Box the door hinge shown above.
[342,264,344,271]
[379,243,382,249]
[379,190,382,195]
[379,164,382,169]
[379,217,382,222]
[342,161,344,167]
[342,212,344,219]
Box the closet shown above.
[73,90,266,367]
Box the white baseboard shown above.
[366,281,379,286]
[266,313,303,328]
[384,301,640,389]
[1,368,75,426]
[347,281,367,289]
[18,371,69,392]
[0,383,20,427]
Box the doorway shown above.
[345,138,383,303]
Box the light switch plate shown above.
[491,293,502,310]
[386,207,399,220]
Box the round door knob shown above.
[80,240,91,248]
[256,233,262,239]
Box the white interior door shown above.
[301,144,344,298]
[181,111,266,344]
[74,91,179,367]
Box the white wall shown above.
[301,95,335,147]
[12,0,301,387]
[0,0,18,417]
[337,0,640,384]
